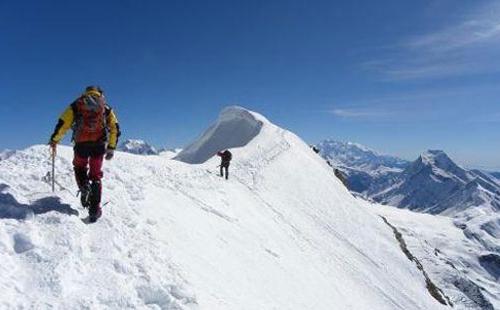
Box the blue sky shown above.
[1,0,499,169]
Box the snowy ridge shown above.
[0,107,449,309]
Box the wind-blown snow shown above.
[174,106,263,164]
[0,107,448,309]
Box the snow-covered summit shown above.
[118,139,158,155]
[420,150,453,166]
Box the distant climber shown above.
[49,86,121,223]
[217,150,232,180]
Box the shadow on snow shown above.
[0,183,78,220]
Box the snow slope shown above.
[0,107,448,309]
[373,203,500,310]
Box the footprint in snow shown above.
[13,233,34,254]
[136,284,197,310]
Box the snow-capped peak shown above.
[410,150,471,184]
[420,150,455,168]
[372,148,500,214]
[118,139,158,155]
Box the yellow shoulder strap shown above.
[84,90,102,97]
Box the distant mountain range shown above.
[369,150,500,215]
[317,140,409,193]
[317,140,500,264]
[316,140,409,173]
[117,139,183,159]
[317,140,500,216]
[118,139,159,155]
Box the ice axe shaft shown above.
[50,147,56,192]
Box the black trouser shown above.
[220,162,230,179]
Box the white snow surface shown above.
[159,148,183,159]
[0,107,447,309]
[0,149,15,161]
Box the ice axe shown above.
[49,144,56,192]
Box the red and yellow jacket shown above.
[50,90,121,149]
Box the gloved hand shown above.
[105,148,114,160]
[48,140,57,155]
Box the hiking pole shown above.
[50,145,56,193]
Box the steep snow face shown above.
[118,139,158,155]
[174,106,263,164]
[418,150,469,183]
[0,108,449,309]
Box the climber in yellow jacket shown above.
[49,85,121,222]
